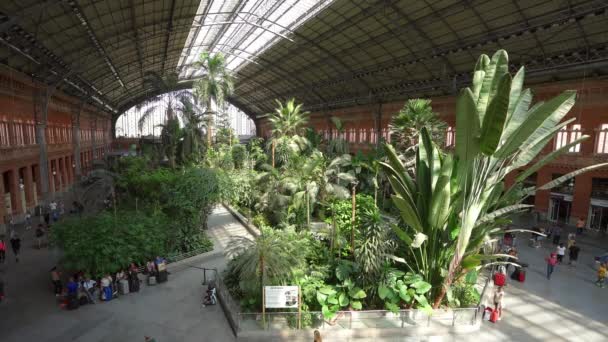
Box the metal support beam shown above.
[161,0,177,74]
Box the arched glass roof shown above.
[1,0,606,122]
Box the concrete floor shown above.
[1,208,607,342]
[0,205,250,342]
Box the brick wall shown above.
[0,67,112,224]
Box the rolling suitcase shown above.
[119,279,130,295]
[148,275,157,286]
[489,309,499,323]
[518,269,526,283]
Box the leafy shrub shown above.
[231,144,247,169]
[51,210,170,277]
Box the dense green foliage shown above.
[51,210,170,277]
[215,49,608,321]
[52,157,220,276]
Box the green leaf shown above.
[327,295,338,305]
[465,270,478,285]
[461,255,482,269]
[477,50,509,122]
[318,286,337,296]
[348,287,366,299]
[398,286,411,302]
[391,195,423,233]
[455,88,480,176]
[322,305,336,320]
[515,135,589,183]
[351,300,363,310]
[316,292,328,305]
[414,282,432,294]
[338,292,349,307]
[538,163,608,191]
[390,224,413,245]
[496,91,576,158]
[378,285,390,300]
[414,294,431,309]
[479,73,511,155]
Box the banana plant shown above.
[380,49,608,309]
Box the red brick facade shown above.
[258,78,608,226]
[0,67,112,223]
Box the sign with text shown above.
[264,286,299,308]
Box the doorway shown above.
[549,196,571,223]
[589,204,608,233]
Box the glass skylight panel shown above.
[178,0,336,78]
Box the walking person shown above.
[493,286,505,320]
[546,253,558,280]
[0,239,6,263]
[9,233,21,263]
[25,211,32,230]
[596,263,607,288]
[552,225,562,245]
[35,224,45,249]
[556,243,566,264]
[568,241,580,266]
[567,233,576,249]
[576,217,586,235]
[51,267,62,296]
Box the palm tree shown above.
[226,230,306,309]
[157,117,182,168]
[194,52,234,148]
[177,96,206,164]
[389,99,447,154]
[137,71,191,133]
[327,117,349,157]
[264,98,310,167]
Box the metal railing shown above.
[237,308,478,332]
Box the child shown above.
[493,286,505,320]
[546,253,558,280]
[597,263,607,288]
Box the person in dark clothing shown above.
[44,212,50,226]
[9,235,21,262]
[552,225,562,245]
[66,277,78,296]
[568,241,581,266]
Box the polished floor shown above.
[1,211,607,342]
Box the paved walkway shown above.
[0,205,253,342]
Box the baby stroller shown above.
[203,282,217,307]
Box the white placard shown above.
[264,286,299,308]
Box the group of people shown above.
[51,256,168,310]
[544,225,582,280]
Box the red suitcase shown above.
[489,309,499,323]
[518,269,526,282]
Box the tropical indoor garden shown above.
[51,49,607,327]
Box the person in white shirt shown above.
[556,243,566,264]
[83,277,98,303]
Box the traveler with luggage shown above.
[493,286,504,321]
[546,253,558,280]
[568,242,580,266]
